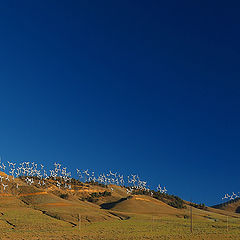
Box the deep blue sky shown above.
[0,1,240,205]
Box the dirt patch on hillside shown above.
[19,191,48,197]
[38,202,73,207]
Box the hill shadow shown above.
[236,206,240,213]
[100,197,131,210]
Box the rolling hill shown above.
[1,171,240,239]
[212,198,240,214]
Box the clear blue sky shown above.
[0,1,239,205]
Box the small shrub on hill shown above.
[83,191,112,203]
[60,193,69,199]
[190,203,207,210]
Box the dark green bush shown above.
[59,193,69,199]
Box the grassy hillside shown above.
[1,172,240,239]
[212,198,240,214]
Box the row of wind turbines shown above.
[0,159,167,195]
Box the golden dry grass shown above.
[0,174,240,239]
